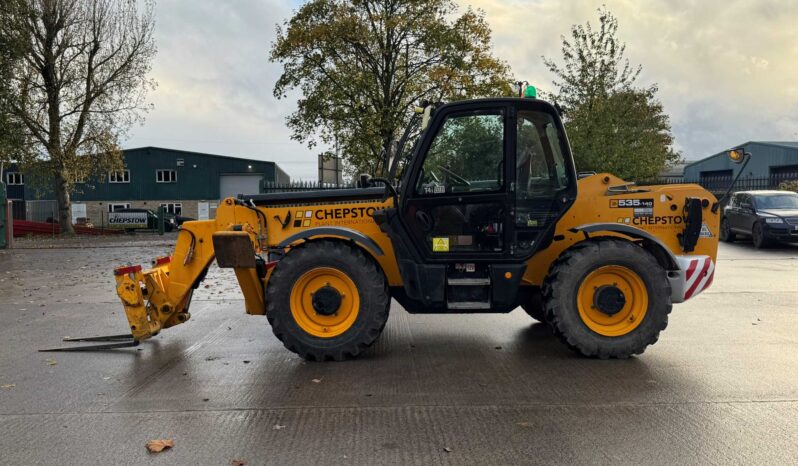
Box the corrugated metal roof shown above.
[124,146,278,165]
[755,141,798,149]
[684,141,798,168]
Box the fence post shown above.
[157,206,165,236]
[0,181,7,249]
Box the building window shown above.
[6,172,24,185]
[160,203,182,215]
[109,170,130,183]
[156,169,177,183]
[108,203,130,212]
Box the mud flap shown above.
[680,198,703,253]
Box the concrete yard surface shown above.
[0,238,796,465]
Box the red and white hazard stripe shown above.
[683,256,715,300]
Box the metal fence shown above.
[264,176,796,196]
[25,200,58,222]
[263,181,359,193]
[638,176,794,195]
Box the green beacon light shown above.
[524,85,537,99]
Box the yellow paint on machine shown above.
[112,173,719,343]
[521,174,719,286]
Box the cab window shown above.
[416,111,504,195]
[515,111,570,195]
[513,110,573,252]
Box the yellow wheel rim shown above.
[577,265,648,337]
[290,267,360,338]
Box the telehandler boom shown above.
[48,94,743,359]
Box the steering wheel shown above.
[437,165,471,187]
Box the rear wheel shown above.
[752,223,771,249]
[266,240,390,361]
[542,239,672,359]
[719,218,736,242]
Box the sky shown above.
[124,0,798,180]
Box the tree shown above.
[543,8,679,181]
[1,0,156,233]
[270,0,513,177]
[0,0,30,164]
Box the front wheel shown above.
[752,223,772,249]
[265,240,390,361]
[719,218,736,242]
[543,239,672,359]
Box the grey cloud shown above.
[127,0,798,180]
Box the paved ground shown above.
[0,236,796,465]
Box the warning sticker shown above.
[432,237,450,252]
[699,223,713,238]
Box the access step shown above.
[447,278,491,286]
[447,301,492,310]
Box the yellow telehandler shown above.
[44,91,747,360]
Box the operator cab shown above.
[377,96,578,313]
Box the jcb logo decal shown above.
[292,210,313,228]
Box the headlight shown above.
[765,217,784,224]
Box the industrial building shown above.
[4,147,289,225]
[683,141,798,187]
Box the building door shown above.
[219,174,263,199]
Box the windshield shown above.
[755,193,798,210]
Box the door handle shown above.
[416,210,434,231]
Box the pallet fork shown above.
[39,211,268,352]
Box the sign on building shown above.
[198,202,209,220]
[108,211,147,229]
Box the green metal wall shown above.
[20,147,281,201]
[683,142,798,181]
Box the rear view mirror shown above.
[713,148,753,213]
[727,148,747,164]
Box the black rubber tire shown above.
[719,218,736,242]
[752,222,771,249]
[521,290,547,323]
[265,240,390,361]
[542,238,672,359]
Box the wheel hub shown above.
[593,285,626,316]
[311,285,342,316]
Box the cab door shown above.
[511,104,576,257]
[400,104,512,261]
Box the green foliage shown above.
[1,0,156,233]
[543,7,680,180]
[0,0,30,164]
[270,0,513,176]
